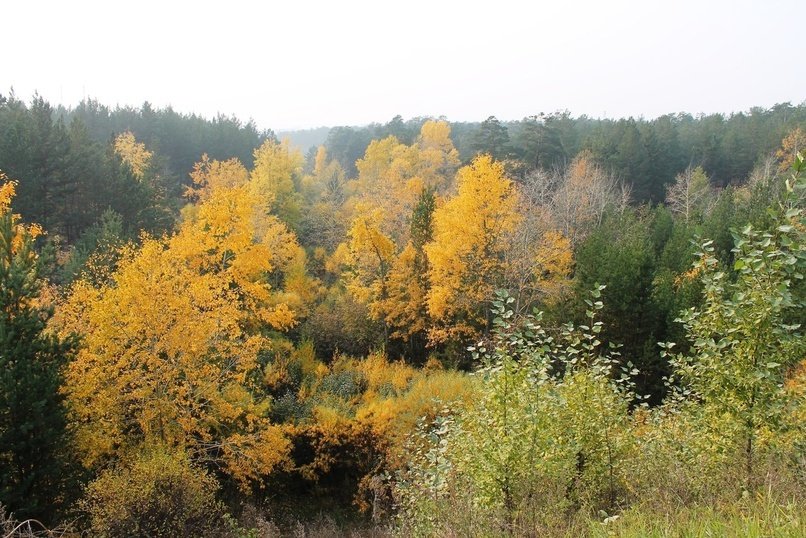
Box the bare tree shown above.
[521,151,629,246]
[504,152,628,312]
[665,166,713,223]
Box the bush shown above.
[395,289,638,534]
[82,449,233,538]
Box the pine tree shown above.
[472,116,510,160]
[0,174,76,523]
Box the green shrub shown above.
[395,289,638,534]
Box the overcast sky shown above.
[3,0,804,131]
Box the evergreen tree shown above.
[0,175,76,523]
[573,209,665,399]
[472,116,510,160]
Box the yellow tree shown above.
[331,205,396,340]
[314,145,328,177]
[381,242,428,342]
[333,137,423,342]
[251,138,304,229]
[334,123,460,344]
[113,131,153,179]
[55,159,312,486]
[348,136,421,243]
[416,119,460,184]
[185,153,250,203]
[377,188,436,351]
[298,146,349,257]
[347,122,460,245]
[504,223,573,314]
[425,155,521,343]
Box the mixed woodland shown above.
[0,91,805,536]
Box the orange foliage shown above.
[776,128,806,173]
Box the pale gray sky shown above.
[3,0,803,130]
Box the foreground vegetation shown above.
[395,176,806,532]
[0,94,804,536]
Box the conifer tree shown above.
[0,173,75,522]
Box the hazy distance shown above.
[3,0,804,130]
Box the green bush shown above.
[395,289,639,534]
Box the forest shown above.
[0,91,804,536]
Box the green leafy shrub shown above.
[396,288,639,534]
[654,153,806,496]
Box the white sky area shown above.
[3,0,804,131]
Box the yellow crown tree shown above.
[55,156,317,486]
[425,155,521,344]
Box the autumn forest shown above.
[0,93,805,536]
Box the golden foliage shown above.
[0,173,44,277]
[327,122,462,342]
[334,206,396,320]
[674,263,704,287]
[186,154,250,202]
[56,158,317,485]
[277,349,474,495]
[251,138,304,227]
[424,155,521,342]
[357,362,474,452]
[416,120,461,185]
[504,177,575,310]
[349,136,422,243]
[314,145,328,177]
[113,131,153,179]
[379,242,429,341]
[346,122,459,244]
[0,178,17,211]
[530,229,573,297]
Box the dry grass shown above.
[0,506,71,538]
